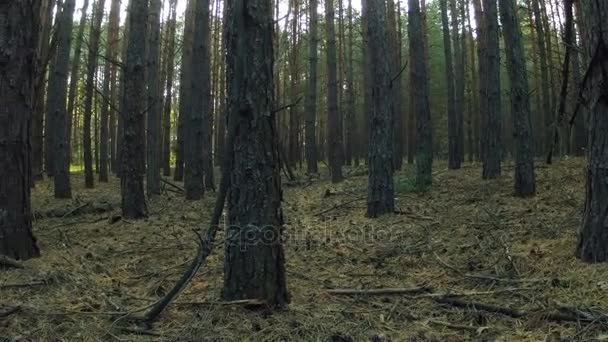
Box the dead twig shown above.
[326,286,433,296]
[314,197,366,217]
[0,306,21,318]
[0,256,24,269]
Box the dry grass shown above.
[2,157,608,341]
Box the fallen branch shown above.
[161,178,184,193]
[0,279,50,290]
[427,319,486,333]
[175,299,266,306]
[327,286,433,296]
[314,197,366,217]
[0,306,21,318]
[0,255,24,269]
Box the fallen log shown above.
[0,256,24,269]
[327,287,433,296]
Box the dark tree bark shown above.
[146,0,162,195]
[305,0,319,175]
[174,0,196,182]
[569,21,585,156]
[115,19,130,178]
[345,0,357,168]
[108,0,120,174]
[222,0,289,306]
[450,0,464,165]
[481,0,501,179]
[0,0,42,260]
[531,0,551,156]
[82,0,106,188]
[576,0,608,263]
[32,0,55,182]
[408,0,433,188]
[499,0,536,197]
[185,0,211,200]
[162,0,178,176]
[325,0,344,183]
[365,0,394,218]
[46,0,75,198]
[288,0,300,168]
[121,0,148,219]
[387,0,402,171]
[66,0,90,169]
[439,0,458,170]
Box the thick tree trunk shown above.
[499,0,536,197]
[146,0,162,195]
[576,0,608,263]
[325,0,344,183]
[222,0,289,306]
[439,0,458,170]
[365,0,394,218]
[408,0,433,188]
[184,0,211,200]
[82,0,106,188]
[387,0,402,171]
[121,0,148,219]
[481,0,501,179]
[305,0,319,175]
[0,0,42,260]
[47,0,75,198]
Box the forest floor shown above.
[3,157,608,341]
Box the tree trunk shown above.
[365,0,394,218]
[450,0,464,165]
[439,0,457,170]
[174,0,196,182]
[499,0,536,197]
[121,0,148,219]
[82,0,106,188]
[387,0,402,170]
[46,0,75,198]
[146,0,162,195]
[576,0,608,263]
[481,0,501,179]
[185,0,211,199]
[0,0,42,260]
[408,0,433,188]
[108,0,120,175]
[325,0,344,183]
[162,0,177,176]
[305,0,319,175]
[531,0,551,156]
[345,0,357,168]
[288,0,300,168]
[222,0,289,306]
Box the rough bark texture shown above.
[288,0,300,168]
[222,0,289,306]
[305,0,319,175]
[146,0,162,195]
[365,0,395,218]
[185,0,211,200]
[481,0,501,179]
[174,0,196,182]
[345,0,357,168]
[408,0,433,188]
[387,0,402,170]
[499,0,536,197]
[0,0,42,260]
[450,0,464,166]
[108,0,120,175]
[325,0,344,183]
[83,0,106,188]
[531,0,551,156]
[439,0,457,170]
[576,0,608,263]
[121,0,148,219]
[47,0,75,198]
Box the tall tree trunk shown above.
[121,0,148,219]
[361,0,371,165]
[185,0,211,200]
[305,0,319,174]
[569,17,586,156]
[409,0,433,188]
[450,0,465,165]
[32,0,55,182]
[108,0,120,174]
[0,0,42,260]
[532,0,551,156]
[365,0,394,217]
[345,0,357,167]
[499,0,536,197]
[575,0,608,263]
[83,0,106,188]
[325,0,343,183]
[47,0,75,198]
[162,0,177,176]
[481,0,501,179]
[174,0,196,182]
[147,0,162,195]
[387,0,402,170]
[288,0,300,168]
[439,0,457,170]
[222,0,289,306]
